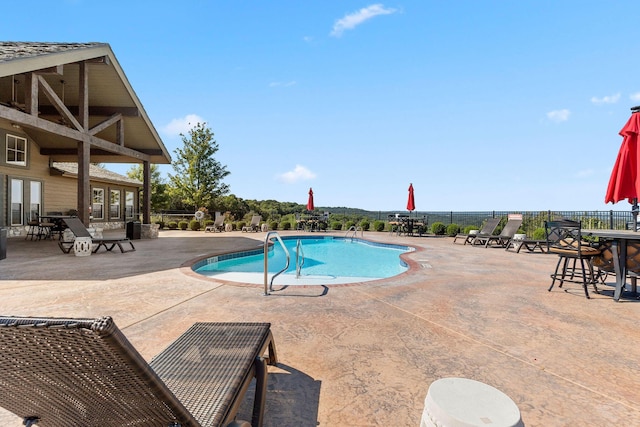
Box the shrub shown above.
[331,221,343,231]
[204,219,214,227]
[360,220,370,231]
[269,221,278,230]
[533,227,546,240]
[281,221,291,230]
[463,225,478,234]
[318,221,328,231]
[446,223,460,237]
[345,221,355,230]
[155,221,165,229]
[189,220,200,231]
[236,221,246,230]
[178,221,188,230]
[168,221,178,229]
[431,222,446,235]
[373,220,385,232]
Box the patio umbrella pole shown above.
[634,198,639,231]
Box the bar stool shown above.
[545,219,601,299]
[25,219,41,240]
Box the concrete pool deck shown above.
[0,229,639,426]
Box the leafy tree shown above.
[168,122,230,211]
[126,163,170,211]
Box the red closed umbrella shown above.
[407,183,415,212]
[605,110,640,229]
[307,188,315,211]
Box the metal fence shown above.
[395,210,636,236]
[152,209,637,236]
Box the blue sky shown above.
[8,1,640,211]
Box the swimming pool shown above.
[193,236,412,285]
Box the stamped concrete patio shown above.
[0,229,639,426]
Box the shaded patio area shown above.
[1,230,639,426]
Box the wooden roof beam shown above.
[0,104,150,161]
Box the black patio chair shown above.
[545,219,601,299]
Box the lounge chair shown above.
[242,215,262,232]
[0,315,278,427]
[472,214,523,248]
[453,217,500,245]
[58,217,135,253]
[205,213,226,232]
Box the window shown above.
[92,188,104,220]
[125,191,135,219]
[6,134,27,166]
[10,179,23,226]
[110,189,121,219]
[29,181,42,221]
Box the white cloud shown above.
[277,165,316,183]
[163,114,205,136]
[591,93,620,105]
[547,109,571,123]
[269,81,297,87]
[630,92,640,102]
[330,4,397,37]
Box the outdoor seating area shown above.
[1,230,639,426]
[295,213,329,232]
[387,214,427,236]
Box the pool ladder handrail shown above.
[296,239,305,278]
[345,225,363,241]
[264,231,290,295]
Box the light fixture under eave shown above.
[11,123,21,130]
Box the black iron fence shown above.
[388,210,635,236]
[152,209,637,237]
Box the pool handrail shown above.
[264,231,290,295]
[296,239,305,278]
[345,225,363,240]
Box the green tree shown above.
[126,163,170,211]
[168,122,230,210]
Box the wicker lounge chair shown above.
[58,217,135,253]
[453,217,500,245]
[0,316,278,427]
[472,214,523,248]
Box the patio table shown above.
[584,229,640,301]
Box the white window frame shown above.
[6,134,27,166]
[10,178,24,226]
[29,181,42,221]
[110,189,121,219]
[92,188,104,220]
[125,191,135,220]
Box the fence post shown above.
[609,210,614,230]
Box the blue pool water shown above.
[193,236,411,285]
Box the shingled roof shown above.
[0,42,106,63]
[51,162,142,187]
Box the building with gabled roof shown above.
[0,42,170,234]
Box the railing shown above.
[345,225,363,240]
[295,239,305,278]
[263,231,290,295]
[383,210,638,237]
